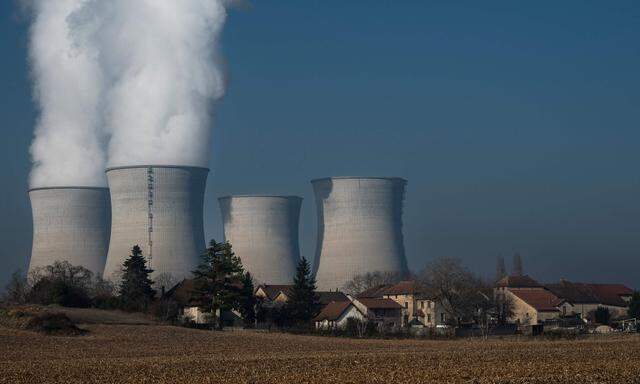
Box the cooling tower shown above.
[312,177,408,291]
[102,166,208,282]
[29,187,111,275]
[219,195,302,285]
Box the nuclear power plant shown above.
[102,165,208,282]
[28,187,111,275]
[219,195,302,285]
[312,177,408,291]
[27,171,409,291]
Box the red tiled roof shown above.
[317,291,349,305]
[357,298,403,310]
[546,281,633,307]
[496,275,541,288]
[587,284,633,307]
[313,301,356,322]
[509,288,562,312]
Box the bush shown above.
[25,312,85,336]
[345,317,377,338]
[27,278,91,308]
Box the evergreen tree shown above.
[285,257,320,327]
[628,291,640,318]
[119,245,156,312]
[513,253,523,277]
[191,239,244,330]
[239,271,256,328]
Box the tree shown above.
[419,257,489,326]
[239,271,256,328]
[119,245,156,312]
[343,271,405,295]
[3,270,28,304]
[191,239,245,330]
[285,257,320,327]
[592,306,611,325]
[513,253,523,277]
[628,291,640,319]
[495,256,506,282]
[26,261,94,308]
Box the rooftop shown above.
[509,288,562,312]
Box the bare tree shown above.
[495,256,506,282]
[513,253,523,276]
[342,271,404,295]
[154,272,178,296]
[2,270,28,304]
[419,257,490,326]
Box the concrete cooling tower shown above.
[219,195,302,285]
[102,166,208,283]
[312,177,408,290]
[29,187,111,275]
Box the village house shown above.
[546,280,633,319]
[352,297,404,328]
[377,280,448,327]
[314,300,366,330]
[495,275,562,325]
[255,284,349,307]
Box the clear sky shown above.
[1,1,639,289]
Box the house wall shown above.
[315,306,365,330]
[562,302,627,319]
[384,293,413,323]
[183,306,212,324]
[503,290,544,325]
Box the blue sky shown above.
[1,1,639,288]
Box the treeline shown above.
[2,240,322,331]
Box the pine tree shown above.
[119,245,156,312]
[495,256,506,282]
[239,271,256,328]
[513,253,523,277]
[191,239,244,330]
[285,257,320,327]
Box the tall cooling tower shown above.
[103,166,208,282]
[29,187,111,275]
[219,195,302,285]
[312,177,408,290]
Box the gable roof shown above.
[313,301,359,322]
[497,275,541,288]
[317,291,349,305]
[256,284,294,301]
[545,281,599,305]
[546,281,633,307]
[357,298,403,310]
[509,288,562,312]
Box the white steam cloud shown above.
[28,0,229,187]
[28,0,106,188]
[71,0,228,168]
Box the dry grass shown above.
[1,323,639,383]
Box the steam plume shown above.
[71,0,228,168]
[28,0,106,188]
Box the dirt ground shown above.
[1,322,639,384]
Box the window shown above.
[427,314,431,323]
[404,302,408,308]
[440,313,445,323]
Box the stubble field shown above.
[1,323,639,384]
